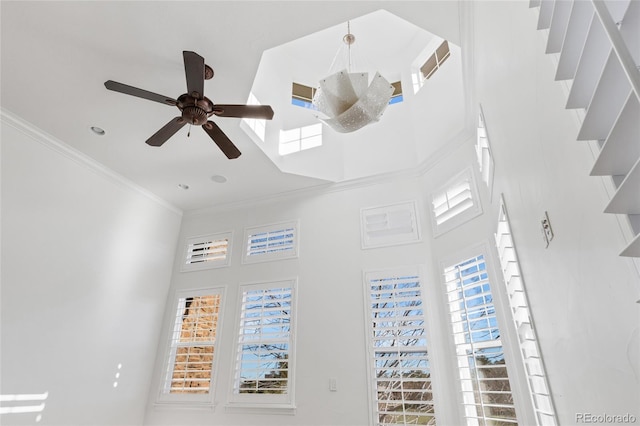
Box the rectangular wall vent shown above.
[361,201,421,248]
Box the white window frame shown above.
[241,220,299,264]
[430,167,482,237]
[476,105,495,200]
[440,246,522,426]
[360,200,422,249]
[363,266,438,426]
[279,123,322,156]
[495,196,557,425]
[181,231,233,272]
[226,279,297,414]
[156,286,226,406]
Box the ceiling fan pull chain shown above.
[187,124,192,137]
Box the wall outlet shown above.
[329,377,337,392]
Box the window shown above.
[242,220,299,264]
[292,81,402,107]
[495,197,557,425]
[230,280,296,409]
[443,253,518,425]
[159,288,224,404]
[360,201,421,249]
[476,106,495,198]
[430,168,482,236]
[364,267,436,425]
[181,231,232,271]
[291,82,317,109]
[412,40,451,93]
[279,123,322,155]
[389,81,403,105]
[242,93,267,142]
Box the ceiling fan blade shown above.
[183,51,205,99]
[203,121,242,159]
[213,104,275,120]
[146,117,186,147]
[104,80,177,106]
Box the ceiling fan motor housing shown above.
[177,93,214,125]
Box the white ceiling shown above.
[1,1,468,212]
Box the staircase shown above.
[530,0,640,258]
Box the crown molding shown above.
[1,109,183,217]
[186,126,475,218]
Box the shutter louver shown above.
[476,107,495,195]
[233,282,295,401]
[365,269,436,425]
[431,168,482,236]
[182,232,232,271]
[243,221,298,263]
[161,290,223,400]
[444,254,518,425]
[495,198,557,425]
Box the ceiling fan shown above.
[104,51,274,159]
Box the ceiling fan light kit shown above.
[104,51,274,159]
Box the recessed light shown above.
[211,175,227,183]
[90,126,106,136]
[177,183,190,190]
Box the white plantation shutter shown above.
[495,197,557,425]
[431,168,482,236]
[232,280,296,405]
[159,288,223,404]
[476,107,495,196]
[365,268,436,425]
[444,254,518,425]
[361,201,421,248]
[433,180,473,225]
[242,221,298,264]
[182,232,232,271]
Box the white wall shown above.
[143,3,640,426]
[143,173,438,425]
[0,116,182,425]
[472,1,640,424]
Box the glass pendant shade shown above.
[312,69,394,133]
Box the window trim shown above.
[226,278,298,413]
[180,231,233,272]
[495,196,557,425]
[476,104,495,200]
[241,220,299,264]
[439,243,528,426]
[156,286,226,407]
[362,265,438,426]
[430,167,483,237]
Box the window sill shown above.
[224,402,296,416]
[153,400,216,411]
